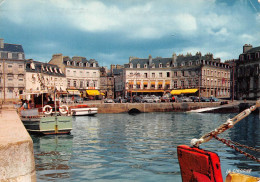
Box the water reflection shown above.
[32,112,260,181]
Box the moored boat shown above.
[177,101,260,182]
[70,104,98,116]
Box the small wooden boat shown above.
[19,91,72,135]
[20,106,72,135]
[70,105,98,116]
[178,101,260,182]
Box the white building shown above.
[25,60,67,93]
[49,54,101,97]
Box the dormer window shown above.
[152,64,155,68]
[189,61,192,66]
[67,61,70,66]
[42,65,45,71]
[49,67,53,72]
[30,63,35,70]
[137,63,140,68]
[166,63,170,67]
[144,64,147,68]
[159,63,162,68]
[130,63,133,68]
[181,62,185,66]
[73,61,76,66]
[93,63,96,67]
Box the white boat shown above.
[70,105,98,116]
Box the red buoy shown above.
[177,145,223,182]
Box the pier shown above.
[0,103,36,182]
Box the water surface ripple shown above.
[32,112,260,181]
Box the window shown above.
[181,81,184,88]
[86,72,89,77]
[67,61,70,66]
[152,73,155,78]
[19,65,23,69]
[130,73,133,77]
[174,81,177,88]
[73,71,76,76]
[80,81,83,88]
[137,63,140,68]
[174,72,177,77]
[159,63,162,68]
[167,72,170,77]
[67,80,70,87]
[8,64,12,68]
[93,72,96,77]
[144,64,147,68]
[144,73,148,78]
[73,80,77,87]
[19,78,23,82]
[159,72,162,77]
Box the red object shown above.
[177,145,223,182]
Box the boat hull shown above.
[21,116,72,135]
[71,107,98,116]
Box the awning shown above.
[67,90,81,95]
[136,81,141,84]
[86,90,100,96]
[170,90,182,95]
[101,93,105,96]
[143,82,148,85]
[158,82,163,85]
[130,90,164,93]
[181,89,198,94]
[151,81,155,85]
[165,81,170,84]
[170,89,198,95]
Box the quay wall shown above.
[86,102,233,113]
[0,104,36,182]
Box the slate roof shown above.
[63,56,99,67]
[0,43,24,53]
[125,54,215,68]
[244,46,260,54]
[25,60,65,77]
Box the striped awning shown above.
[86,90,100,96]
[170,89,198,95]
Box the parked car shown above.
[160,95,173,102]
[133,96,142,103]
[181,96,193,102]
[104,98,114,103]
[209,97,219,102]
[200,97,210,102]
[141,96,154,103]
[151,95,161,103]
[189,96,200,102]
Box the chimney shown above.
[0,38,4,49]
[149,55,152,66]
[243,44,253,53]
[172,53,177,63]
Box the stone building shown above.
[24,59,67,93]
[49,54,100,98]
[123,53,231,98]
[235,44,260,100]
[0,38,25,102]
[100,66,114,99]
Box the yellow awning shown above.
[181,89,198,94]
[101,93,105,95]
[165,81,170,84]
[143,82,148,85]
[170,89,198,95]
[137,81,141,84]
[86,90,100,96]
[170,90,182,95]
[158,82,163,85]
[67,90,81,95]
[151,81,155,85]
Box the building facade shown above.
[0,38,25,102]
[235,44,260,100]
[49,54,101,98]
[25,59,67,93]
[123,53,231,98]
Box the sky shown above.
[0,0,260,67]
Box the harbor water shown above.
[32,112,260,181]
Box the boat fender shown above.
[59,105,68,114]
[43,105,52,115]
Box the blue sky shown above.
[0,0,260,67]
